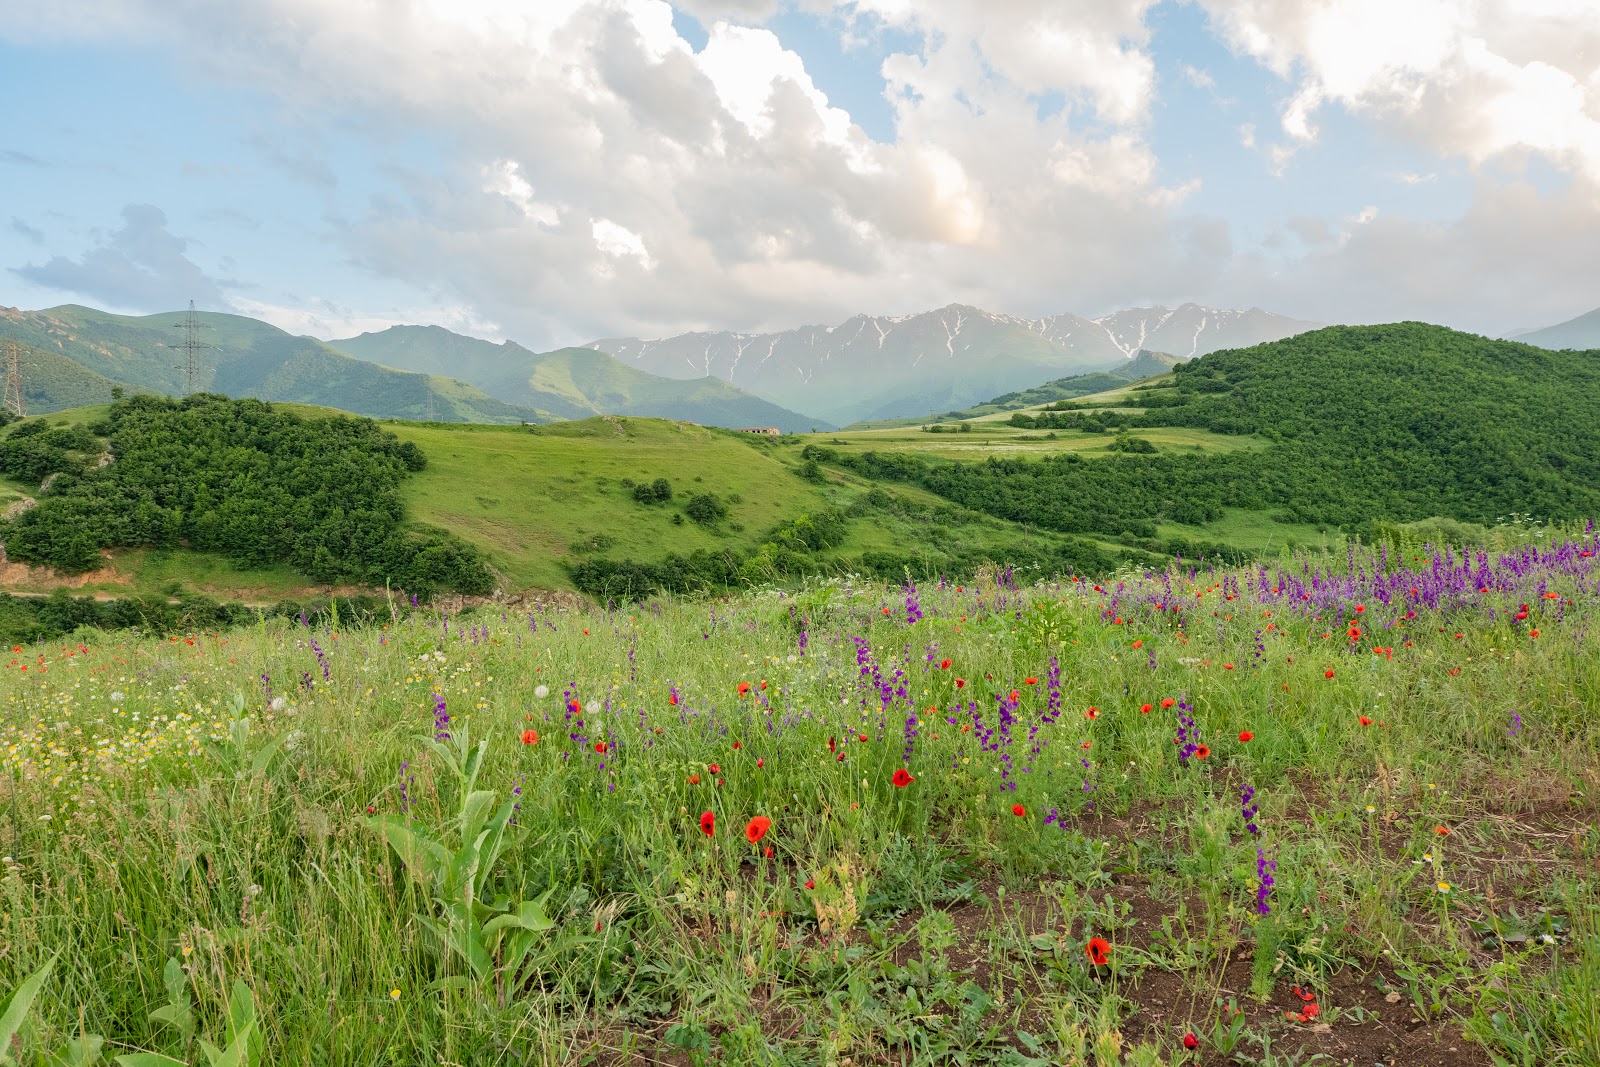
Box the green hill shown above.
[846,349,1187,429]
[327,325,829,431]
[0,305,540,423]
[805,323,1600,544]
[1514,305,1600,351]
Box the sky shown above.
[1,0,1597,349]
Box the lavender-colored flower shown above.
[432,690,451,741]
[1255,849,1276,915]
[1241,784,1260,837]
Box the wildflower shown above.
[1354,604,1365,614]
[763,846,773,858]
[940,658,952,669]
[1011,804,1026,817]
[1436,881,1451,893]
[594,741,608,754]
[1223,663,1235,670]
[366,805,376,815]
[1132,639,1143,649]
[1025,677,1038,685]
[745,816,772,843]
[1086,707,1099,720]
[708,763,721,775]
[699,811,715,836]
[1183,1033,1199,1050]
[892,768,914,788]
[1140,703,1152,713]
[1238,731,1253,742]
[1435,825,1451,835]
[737,682,751,696]
[804,879,815,890]
[955,678,966,689]
[1324,669,1335,679]
[1194,744,1210,759]
[390,989,401,1000]
[1085,937,1111,966]
[687,774,700,784]
[1359,715,1373,726]
[756,757,765,768]
[1161,698,1175,709]
[732,741,742,750]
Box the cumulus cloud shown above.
[1199,0,1600,184]
[12,203,230,311]
[2,0,1596,343]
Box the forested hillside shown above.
[0,395,490,596]
[814,323,1600,539]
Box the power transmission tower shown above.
[2,340,25,417]
[167,300,214,395]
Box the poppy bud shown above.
[1183,1032,1199,1050]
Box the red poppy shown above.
[737,682,751,696]
[708,763,721,775]
[955,678,966,689]
[594,741,608,754]
[687,774,700,784]
[1085,937,1111,966]
[1132,639,1143,649]
[668,693,678,705]
[1223,663,1236,670]
[582,629,590,635]
[521,729,540,745]
[858,733,869,742]
[745,815,772,844]
[1238,731,1253,742]
[1325,669,1335,679]
[1354,604,1365,614]
[763,845,773,858]
[1531,629,1540,638]
[1194,744,1210,759]
[699,811,715,836]
[1359,716,1373,726]
[1161,698,1175,709]
[1025,677,1038,685]
[365,805,376,815]
[756,757,765,768]
[1348,626,1362,639]
[1086,707,1099,719]
[1183,1032,1199,1050]
[1140,703,1153,714]
[732,741,742,749]
[804,879,815,890]
[940,658,952,669]
[1435,825,1451,835]
[892,768,914,788]
[1011,804,1026,817]
[882,607,891,615]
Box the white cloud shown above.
[1200,0,1600,185]
[591,217,655,269]
[232,296,505,341]
[482,160,559,226]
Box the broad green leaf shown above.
[247,732,288,777]
[482,897,555,938]
[45,1034,105,1067]
[0,952,59,1063]
[224,981,255,1050]
[369,815,450,888]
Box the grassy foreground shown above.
[2,538,1599,1065]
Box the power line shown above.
[167,300,214,395]
[2,340,25,417]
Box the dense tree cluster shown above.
[0,394,490,597]
[804,325,1600,540]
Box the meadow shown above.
[2,533,1599,1066]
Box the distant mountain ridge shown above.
[586,302,1322,424]
[327,325,826,432]
[1511,305,1600,351]
[0,304,540,423]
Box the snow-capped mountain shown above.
[586,303,1324,425]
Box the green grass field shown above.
[3,535,1598,1065]
[816,421,1259,461]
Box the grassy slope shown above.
[391,417,1092,589]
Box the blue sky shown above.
[2,0,1596,346]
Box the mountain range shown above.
[586,303,1325,424]
[325,326,824,431]
[1509,304,1600,351]
[0,305,822,430]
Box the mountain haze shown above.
[1512,305,1600,351]
[327,325,826,432]
[586,303,1321,424]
